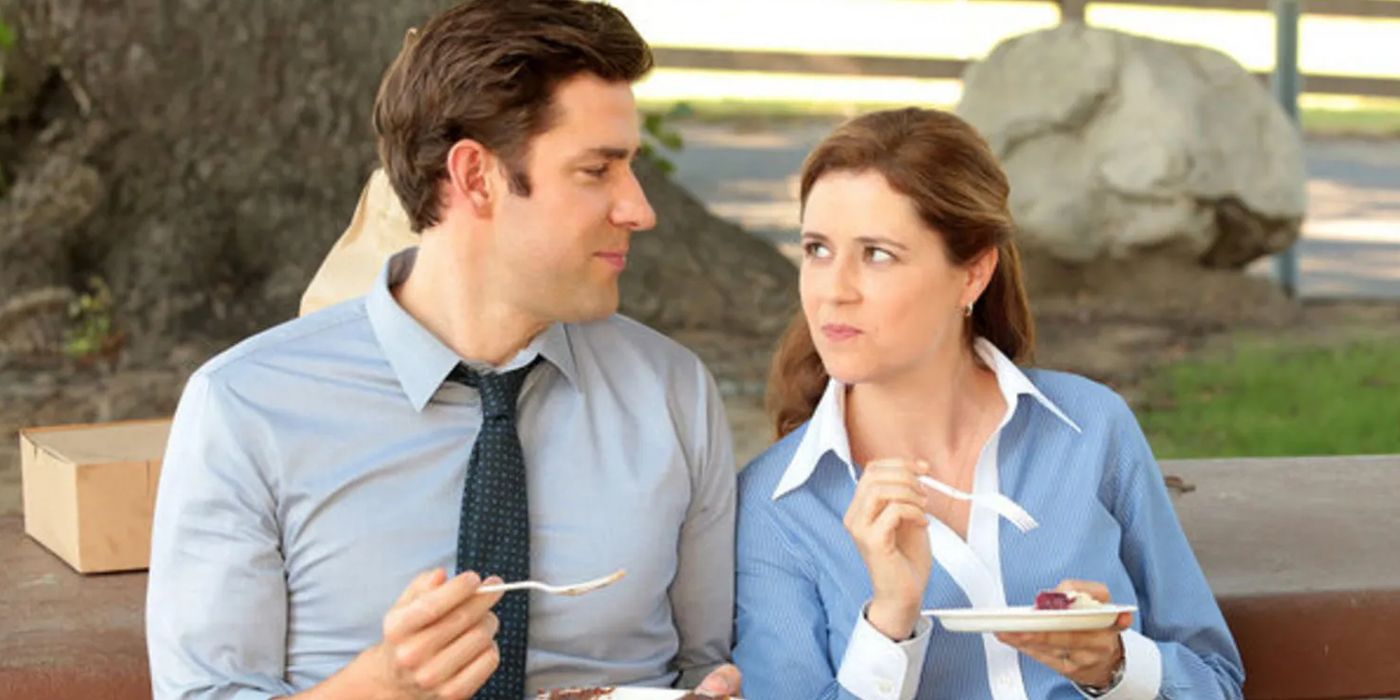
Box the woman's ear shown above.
[963,246,1000,307]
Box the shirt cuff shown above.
[836,601,932,700]
[1075,628,1163,699]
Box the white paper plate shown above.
[923,604,1137,633]
[538,687,740,699]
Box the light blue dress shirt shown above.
[146,249,736,700]
[733,340,1243,700]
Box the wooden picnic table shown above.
[3,455,1398,699]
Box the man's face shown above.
[486,72,656,325]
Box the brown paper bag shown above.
[299,168,417,316]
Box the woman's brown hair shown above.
[767,107,1035,438]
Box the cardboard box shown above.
[19,418,171,573]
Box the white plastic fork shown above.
[917,475,1039,533]
[477,569,626,597]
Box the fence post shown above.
[1272,0,1301,297]
[1059,0,1087,23]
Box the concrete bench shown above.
[2,455,1398,699]
[0,513,149,699]
[1165,455,1400,699]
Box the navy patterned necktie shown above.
[447,358,540,699]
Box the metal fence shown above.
[652,0,1400,99]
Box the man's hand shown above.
[364,568,506,699]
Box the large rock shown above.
[0,0,795,366]
[957,23,1306,267]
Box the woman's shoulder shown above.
[737,423,810,497]
[1022,367,1138,431]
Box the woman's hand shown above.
[995,580,1132,689]
[843,457,934,641]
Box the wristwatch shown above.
[1081,658,1126,697]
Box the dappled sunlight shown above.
[708,200,801,233]
[618,0,1400,108]
[1305,217,1400,242]
[636,69,962,108]
[1301,244,1400,277]
[1306,175,1400,238]
[1308,140,1400,170]
[1089,5,1400,76]
[714,176,799,201]
[1298,240,1400,298]
[611,0,1060,59]
[668,123,828,150]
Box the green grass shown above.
[1301,105,1400,138]
[1138,337,1400,459]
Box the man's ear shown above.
[445,139,495,216]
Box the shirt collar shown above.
[771,337,1081,501]
[972,337,1082,436]
[770,379,856,501]
[366,247,581,412]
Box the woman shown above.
[732,108,1243,699]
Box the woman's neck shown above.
[845,341,1005,476]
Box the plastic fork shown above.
[918,475,1039,533]
[477,569,626,596]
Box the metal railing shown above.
[651,0,1400,99]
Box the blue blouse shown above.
[733,340,1243,699]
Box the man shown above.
[146,2,740,698]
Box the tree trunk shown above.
[0,0,796,366]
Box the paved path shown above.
[668,122,1400,300]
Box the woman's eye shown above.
[866,247,895,263]
[803,242,832,259]
[583,165,609,178]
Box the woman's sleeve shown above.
[1100,400,1246,699]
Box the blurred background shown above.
[1,0,1398,512]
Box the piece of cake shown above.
[1034,590,1104,610]
[538,687,615,699]
[537,687,732,699]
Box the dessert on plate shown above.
[536,689,731,699]
[1033,589,1105,610]
[538,688,615,700]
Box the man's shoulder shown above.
[567,314,707,376]
[194,297,372,385]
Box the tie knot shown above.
[449,359,539,419]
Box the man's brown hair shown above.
[373,0,653,232]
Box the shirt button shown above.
[877,679,895,695]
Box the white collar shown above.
[771,338,1081,501]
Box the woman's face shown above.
[799,169,990,386]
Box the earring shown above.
[964,301,974,318]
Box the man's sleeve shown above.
[669,362,738,687]
[146,371,295,700]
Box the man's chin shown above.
[557,293,620,324]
